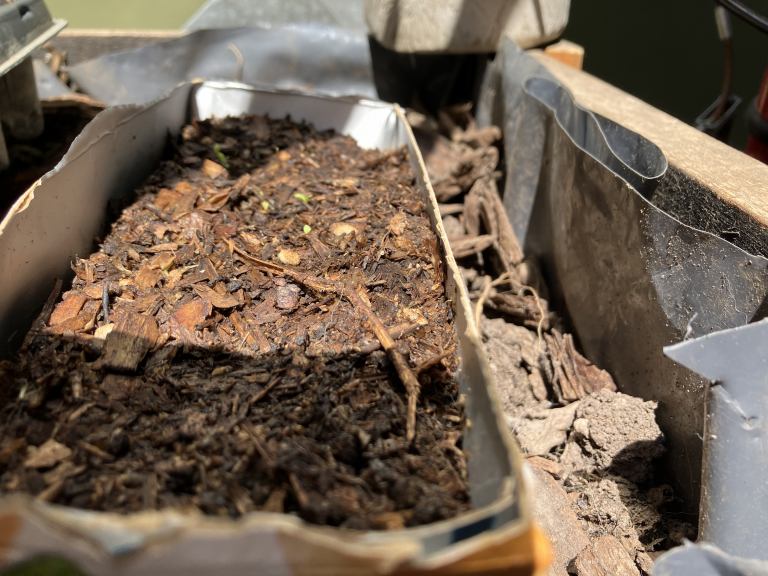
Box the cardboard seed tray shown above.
[0,82,544,575]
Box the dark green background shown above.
[566,0,768,149]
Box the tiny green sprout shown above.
[260,200,271,212]
[213,143,230,169]
[303,224,312,234]
[293,192,312,205]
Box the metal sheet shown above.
[477,39,768,509]
[67,26,376,106]
[0,81,531,574]
[185,0,367,33]
[32,57,72,99]
[654,542,768,576]
[665,320,768,560]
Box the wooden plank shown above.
[543,40,584,70]
[533,51,768,230]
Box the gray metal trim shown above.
[665,320,768,560]
[0,0,65,76]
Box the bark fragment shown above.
[99,311,160,372]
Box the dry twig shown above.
[474,275,493,330]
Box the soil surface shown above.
[0,115,470,529]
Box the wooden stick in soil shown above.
[233,244,421,442]
[346,286,420,444]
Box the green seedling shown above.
[293,192,312,205]
[212,143,230,169]
[303,224,312,234]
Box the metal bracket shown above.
[0,0,66,76]
[0,0,66,170]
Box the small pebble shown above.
[277,249,301,266]
[276,284,301,310]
